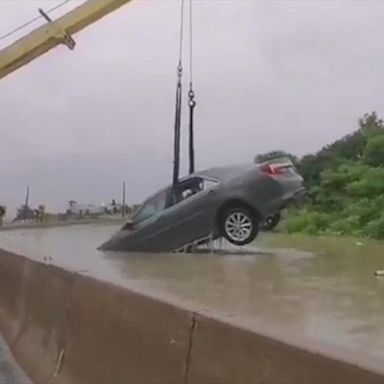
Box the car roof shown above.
[192,163,255,182]
[135,163,256,211]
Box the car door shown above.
[158,177,221,251]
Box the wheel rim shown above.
[224,212,253,242]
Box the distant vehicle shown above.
[100,160,305,252]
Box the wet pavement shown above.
[0,224,384,366]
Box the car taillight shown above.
[260,164,284,175]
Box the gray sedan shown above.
[99,161,304,252]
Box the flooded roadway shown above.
[0,223,384,369]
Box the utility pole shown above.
[24,186,30,220]
[122,181,126,218]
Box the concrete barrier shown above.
[0,248,384,384]
[0,251,30,345]
[188,314,384,384]
[0,251,74,382]
[13,263,74,383]
[54,276,192,384]
[0,249,192,384]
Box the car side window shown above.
[171,178,203,206]
[202,178,219,190]
[167,177,219,209]
[134,190,168,223]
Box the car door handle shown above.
[208,190,216,196]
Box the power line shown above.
[46,0,73,14]
[173,0,185,187]
[0,0,72,41]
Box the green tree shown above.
[362,134,384,167]
[359,111,384,135]
[283,112,384,239]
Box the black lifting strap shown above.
[188,85,196,174]
[172,63,183,188]
[172,0,185,188]
[187,0,196,175]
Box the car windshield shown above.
[133,190,168,223]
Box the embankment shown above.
[0,248,383,383]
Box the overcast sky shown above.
[1,0,384,215]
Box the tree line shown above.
[255,112,384,239]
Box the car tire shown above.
[260,212,281,231]
[220,207,259,246]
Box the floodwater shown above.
[1,224,384,368]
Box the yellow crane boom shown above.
[0,0,132,80]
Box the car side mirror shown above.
[122,220,135,231]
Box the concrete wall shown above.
[0,248,383,384]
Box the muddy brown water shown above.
[0,224,384,378]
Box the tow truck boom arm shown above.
[0,0,132,80]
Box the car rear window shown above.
[275,164,296,175]
[267,158,297,175]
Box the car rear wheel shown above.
[221,207,259,246]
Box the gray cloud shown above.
[1,0,384,215]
